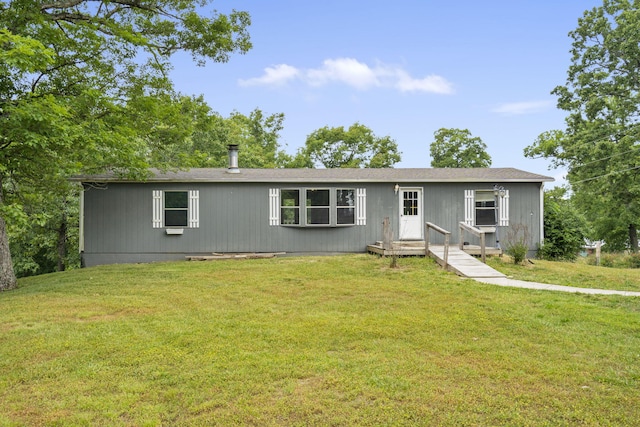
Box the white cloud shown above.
[394,70,454,94]
[491,100,553,115]
[238,58,453,94]
[306,58,380,90]
[238,64,299,87]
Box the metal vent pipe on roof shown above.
[227,144,240,173]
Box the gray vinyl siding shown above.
[83,182,387,265]
[81,180,544,266]
[422,182,543,254]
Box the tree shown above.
[538,187,590,261]
[524,0,640,252]
[297,123,401,168]
[9,184,81,277]
[0,1,251,290]
[224,109,291,168]
[150,102,291,169]
[429,128,492,168]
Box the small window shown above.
[403,191,419,216]
[165,191,188,227]
[281,189,300,225]
[306,189,330,225]
[475,191,496,226]
[336,189,355,225]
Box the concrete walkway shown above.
[475,277,640,296]
[427,244,640,296]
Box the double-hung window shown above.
[474,190,496,226]
[152,190,199,228]
[464,189,509,227]
[164,191,189,227]
[336,189,356,225]
[270,187,364,227]
[280,189,301,225]
[306,189,330,225]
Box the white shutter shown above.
[498,190,509,226]
[356,188,366,225]
[269,188,280,226]
[464,190,474,226]
[188,190,199,228]
[152,190,163,228]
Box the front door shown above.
[399,188,423,240]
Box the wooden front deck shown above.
[367,241,505,279]
[368,220,506,278]
[366,241,502,257]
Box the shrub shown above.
[626,252,640,269]
[600,253,616,268]
[585,252,640,268]
[506,242,528,265]
[538,189,589,261]
[504,223,530,265]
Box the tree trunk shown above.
[56,206,67,272]
[630,224,639,253]
[0,180,17,290]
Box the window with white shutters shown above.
[270,187,365,227]
[152,190,199,228]
[464,189,509,227]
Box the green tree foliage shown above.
[146,100,291,169]
[0,0,251,290]
[9,185,81,277]
[524,0,640,252]
[538,188,589,261]
[297,123,401,168]
[429,128,492,168]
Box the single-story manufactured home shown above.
[73,146,553,267]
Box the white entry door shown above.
[399,188,423,240]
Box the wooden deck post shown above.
[425,222,451,269]
[382,217,392,250]
[443,233,450,267]
[424,223,430,256]
[458,221,488,264]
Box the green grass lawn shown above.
[1,255,640,426]
[488,256,640,292]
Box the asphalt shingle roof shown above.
[73,167,554,183]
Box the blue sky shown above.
[170,1,604,185]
